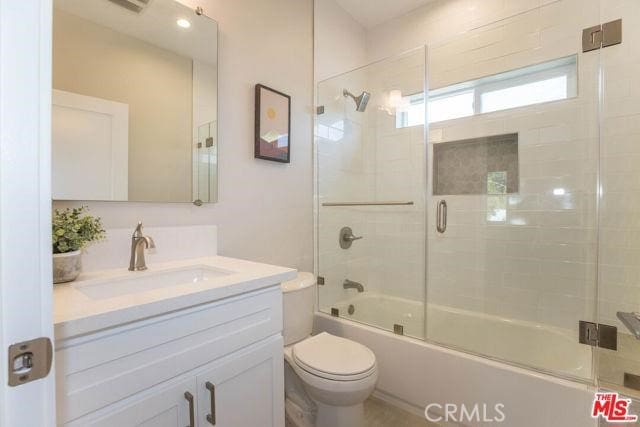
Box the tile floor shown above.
[285,396,438,427]
[364,397,438,427]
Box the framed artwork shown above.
[255,84,291,163]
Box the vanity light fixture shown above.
[176,18,191,28]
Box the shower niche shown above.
[432,133,519,196]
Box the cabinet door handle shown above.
[205,381,216,425]
[184,391,195,427]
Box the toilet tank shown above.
[282,272,316,346]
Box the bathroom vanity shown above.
[54,256,295,426]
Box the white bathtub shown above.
[318,294,596,427]
[330,294,592,379]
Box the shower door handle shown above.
[436,200,447,233]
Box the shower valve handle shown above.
[339,226,362,249]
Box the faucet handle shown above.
[133,221,144,237]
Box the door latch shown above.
[8,337,53,386]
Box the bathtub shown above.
[316,294,597,427]
[330,294,592,379]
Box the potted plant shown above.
[52,206,105,284]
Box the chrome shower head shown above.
[343,89,370,112]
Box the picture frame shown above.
[254,84,291,163]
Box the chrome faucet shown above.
[129,222,155,271]
[343,279,364,293]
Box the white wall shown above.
[54,0,314,271]
[314,0,366,82]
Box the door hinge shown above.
[316,106,325,115]
[317,276,325,285]
[8,337,53,386]
[579,320,617,351]
[583,19,622,52]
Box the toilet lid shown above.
[292,332,376,381]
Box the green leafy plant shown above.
[52,206,105,254]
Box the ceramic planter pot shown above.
[53,250,82,284]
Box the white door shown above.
[0,1,56,426]
[196,337,285,427]
[66,378,198,427]
[52,89,129,201]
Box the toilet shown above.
[282,272,378,427]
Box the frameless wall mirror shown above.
[52,0,218,204]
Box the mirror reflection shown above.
[52,0,218,203]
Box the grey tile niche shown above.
[433,133,518,195]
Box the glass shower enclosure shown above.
[316,0,640,397]
[317,47,427,339]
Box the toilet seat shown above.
[292,333,377,381]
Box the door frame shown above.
[0,1,55,426]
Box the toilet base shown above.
[314,401,364,427]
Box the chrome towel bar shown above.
[321,201,414,206]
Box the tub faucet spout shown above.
[343,279,364,293]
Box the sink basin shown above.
[74,265,235,300]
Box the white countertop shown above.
[54,256,296,341]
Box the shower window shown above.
[396,54,577,127]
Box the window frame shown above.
[396,54,578,127]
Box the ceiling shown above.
[54,0,218,64]
[335,0,436,29]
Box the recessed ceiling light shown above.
[176,18,191,29]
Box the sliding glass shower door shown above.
[316,47,427,339]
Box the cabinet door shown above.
[66,378,197,427]
[196,336,284,427]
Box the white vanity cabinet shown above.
[56,285,285,427]
[66,377,198,427]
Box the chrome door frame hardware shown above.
[331,308,339,317]
[205,381,217,425]
[317,276,325,286]
[393,324,404,335]
[339,226,363,249]
[436,199,447,233]
[316,106,325,115]
[578,320,617,351]
[8,337,52,386]
[583,19,622,52]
